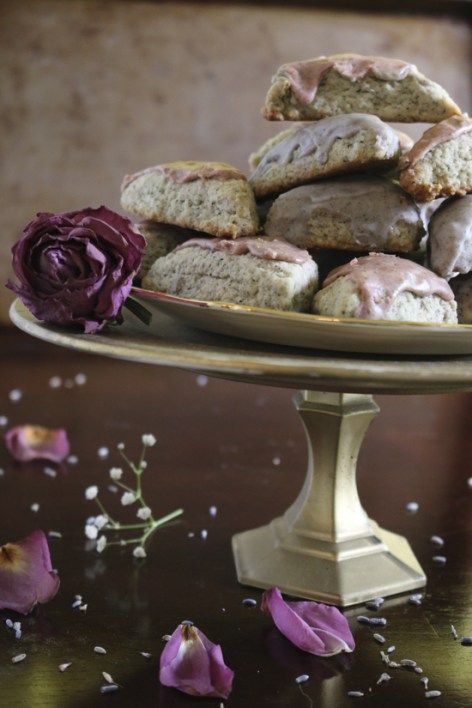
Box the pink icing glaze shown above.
[122,162,245,190]
[277,54,418,105]
[324,253,453,319]
[400,115,472,169]
[175,236,311,265]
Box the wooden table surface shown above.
[0,327,471,707]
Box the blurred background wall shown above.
[0,0,470,324]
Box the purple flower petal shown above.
[159,624,234,698]
[261,587,355,657]
[6,206,144,333]
[0,530,60,614]
[5,425,70,463]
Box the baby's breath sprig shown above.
[84,434,183,558]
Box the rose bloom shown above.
[7,206,144,333]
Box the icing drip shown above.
[400,115,472,169]
[122,161,246,190]
[175,236,311,264]
[276,54,418,105]
[429,195,472,279]
[324,253,454,319]
[265,177,422,249]
[250,114,399,180]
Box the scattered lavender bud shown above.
[357,616,371,625]
[409,593,423,606]
[102,672,114,684]
[415,667,424,674]
[425,690,441,699]
[377,673,391,685]
[405,501,419,514]
[94,646,107,655]
[209,505,218,517]
[74,373,87,385]
[373,634,386,644]
[30,503,40,513]
[295,674,309,684]
[432,555,446,565]
[421,677,429,689]
[430,535,444,547]
[48,531,62,539]
[59,663,72,672]
[380,651,389,665]
[400,659,417,668]
[196,374,208,387]
[43,467,57,478]
[365,597,384,611]
[460,637,472,646]
[369,618,387,627]
[141,652,152,658]
[11,653,26,664]
[347,691,364,698]
[389,661,402,669]
[201,529,208,540]
[6,619,13,628]
[451,624,458,640]
[49,376,62,388]
[242,598,257,607]
[9,389,23,403]
[100,685,119,694]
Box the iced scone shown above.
[399,115,472,201]
[451,276,472,324]
[265,177,424,252]
[121,161,259,239]
[136,222,198,279]
[313,254,457,323]
[142,236,318,311]
[262,54,460,123]
[429,195,472,280]
[249,114,401,198]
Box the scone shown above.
[121,161,259,239]
[265,177,424,253]
[429,195,472,280]
[262,54,461,123]
[136,222,195,279]
[313,253,457,323]
[248,114,401,198]
[399,115,472,201]
[451,276,472,324]
[142,236,318,312]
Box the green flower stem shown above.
[96,497,118,527]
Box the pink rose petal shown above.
[0,530,60,614]
[5,425,70,463]
[159,624,234,699]
[261,587,355,657]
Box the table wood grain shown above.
[0,328,471,707]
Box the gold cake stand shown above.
[10,300,472,606]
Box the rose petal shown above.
[261,587,355,657]
[159,624,234,699]
[4,425,70,463]
[0,530,60,614]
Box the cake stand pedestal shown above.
[10,300,472,606]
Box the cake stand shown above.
[10,300,472,606]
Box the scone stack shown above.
[120,53,472,325]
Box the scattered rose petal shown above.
[159,623,234,699]
[0,530,60,614]
[4,425,70,463]
[261,587,355,657]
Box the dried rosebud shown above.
[0,530,60,614]
[159,623,234,699]
[4,425,70,463]
[7,206,144,333]
[261,587,355,657]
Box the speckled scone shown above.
[248,114,401,198]
[451,275,472,324]
[136,222,197,279]
[399,115,472,201]
[312,254,457,323]
[142,237,318,312]
[121,161,259,239]
[265,177,424,253]
[429,195,472,280]
[262,54,461,123]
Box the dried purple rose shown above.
[7,206,144,333]
[262,586,355,657]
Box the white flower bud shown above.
[137,507,152,520]
[141,434,156,447]
[94,514,108,530]
[96,535,107,553]
[121,491,136,506]
[85,524,98,540]
[109,467,123,481]
[85,486,98,500]
[133,546,147,559]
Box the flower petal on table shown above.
[0,530,60,614]
[261,587,354,657]
[159,624,234,698]
[4,425,70,463]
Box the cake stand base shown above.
[232,391,426,606]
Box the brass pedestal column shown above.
[232,391,426,606]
